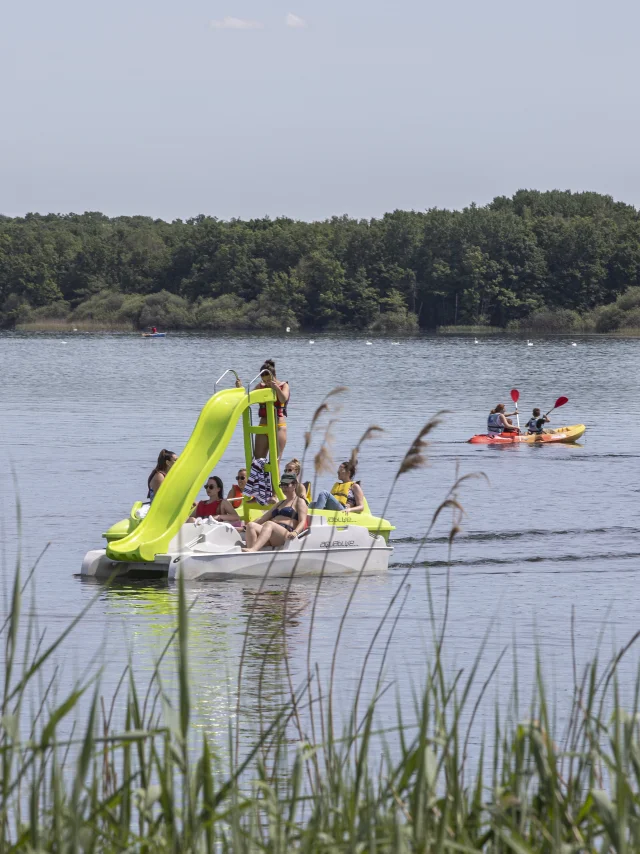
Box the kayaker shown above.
[188,476,240,523]
[236,359,290,460]
[242,473,308,552]
[151,326,157,334]
[227,468,247,508]
[147,449,177,501]
[487,403,519,435]
[526,408,550,435]
[310,461,366,514]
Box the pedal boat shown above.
[468,424,586,445]
[80,377,395,581]
[82,516,392,581]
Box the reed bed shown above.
[14,319,135,333]
[2,409,640,852]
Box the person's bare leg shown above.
[277,424,287,460]
[267,524,288,548]
[243,521,276,552]
[244,521,261,549]
[254,433,268,459]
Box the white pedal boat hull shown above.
[81,518,392,581]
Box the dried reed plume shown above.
[349,425,384,473]
[395,410,449,477]
[314,419,337,475]
[304,386,348,450]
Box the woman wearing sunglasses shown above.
[187,476,241,523]
[243,473,307,552]
[227,468,247,508]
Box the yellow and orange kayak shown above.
[468,424,586,445]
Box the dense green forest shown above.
[3,189,640,332]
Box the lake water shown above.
[1,331,639,751]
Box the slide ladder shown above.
[107,384,282,562]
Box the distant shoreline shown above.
[11,319,640,338]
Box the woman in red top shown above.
[187,476,240,523]
[227,468,246,508]
[236,359,290,460]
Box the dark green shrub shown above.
[616,286,640,312]
[194,294,250,329]
[595,304,625,332]
[138,290,194,329]
[522,308,582,332]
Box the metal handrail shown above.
[247,371,268,390]
[214,368,240,394]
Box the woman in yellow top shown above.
[310,461,365,513]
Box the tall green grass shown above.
[3,417,640,851]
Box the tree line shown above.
[2,189,640,332]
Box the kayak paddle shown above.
[545,396,568,417]
[510,388,520,430]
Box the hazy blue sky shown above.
[1,0,638,220]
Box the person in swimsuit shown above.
[147,449,177,501]
[237,359,290,460]
[187,476,241,523]
[227,468,247,508]
[243,473,307,552]
[310,461,366,513]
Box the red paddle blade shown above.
[510,389,520,403]
[554,396,569,408]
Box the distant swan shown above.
[527,340,533,346]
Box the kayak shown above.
[142,332,166,338]
[468,424,586,445]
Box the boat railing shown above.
[213,368,240,394]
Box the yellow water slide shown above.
[107,386,279,562]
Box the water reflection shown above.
[78,574,313,753]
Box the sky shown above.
[1,0,639,221]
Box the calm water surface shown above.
[1,331,639,747]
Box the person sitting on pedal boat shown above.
[227,468,246,508]
[526,408,550,435]
[243,473,307,552]
[487,403,519,435]
[187,476,240,523]
[147,449,177,501]
[310,461,366,513]
[283,458,310,501]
